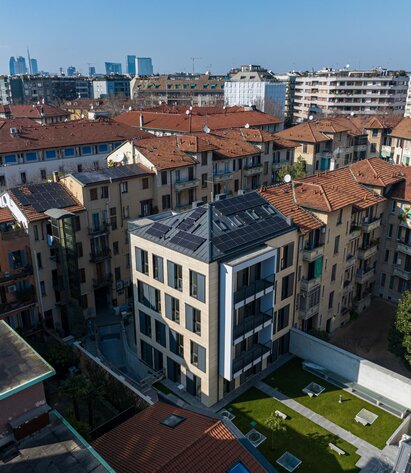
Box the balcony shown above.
[234,275,275,305]
[233,310,272,341]
[93,273,113,289]
[0,299,36,317]
[349,225,361,240]
[355,268,375,284]
[358,242,378,260]
[299,302,319,321]
[0,265,33,285]
[0,227,28,241]
[343,279,353,293]
[381,145,393,159]
[353,293,371,312]
[397,241,411,256]
[175,177,200,191]
[232,343,271,376]
[303,243,324,262]
[345,254,356,267]
[393,265,411,281]
[300,276,321,292]
[243,164,263,177]
[213,171,233,182]
[361,217,381,233]
[88,223,110,236]
[400,218,411,230]
[90,248,111,263]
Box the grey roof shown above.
[44,208,74,220]
[69,164,152,186]
[393,439,411,473]
[0,321,55,401]
[131,192,295,263]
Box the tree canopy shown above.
[394,290,411,365]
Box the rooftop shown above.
[66,163,153,186]
[0,104,70,119]
[0,320,54,401]
[0,207,14,225]
[350,157,405,187]
[390,116,411,140]
[389,165,411,201]
[130,192,295,262]
[0,118,151,154]
[214,128,298,149]
[92,401,267,473]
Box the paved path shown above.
[256,381,395,471]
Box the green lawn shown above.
[264,358,402,449]
[229,387,360,473]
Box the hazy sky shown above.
[2,0,411,75]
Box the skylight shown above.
[160,414,186,428]
[227,461,251,473]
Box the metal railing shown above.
[233,310,272,340]
[234,275,275,304]
[233,343,271,374]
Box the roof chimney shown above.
[139,113,144,129]
[52,171,59,183]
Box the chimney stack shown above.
[52,171,59,182]
[139,113,144,129]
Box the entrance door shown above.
[167,357,181,383]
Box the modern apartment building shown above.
[92,75,130,98]
[275,115,400,174]
[130,192,298,406]
[293,68,409,122]
[224,65,286,117]
[274,72,299,125]
[0,118,149,189]
[130,73,225,107]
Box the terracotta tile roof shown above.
[389,166,411,201]
[0,118,151,154]
[259,183,324,233]
[0,207,14,224]
[134,105,244,115]
[350,157,405,187]
[176,135,219,153]
[115,109,282,132]
[214,128,298,149]
[8,182,84,222]
[134,136,198,170]
[192,132,261,159]
[352,114,402,130]
[0,104,70,119]
[390,116,411,140]
[92,402,266,473]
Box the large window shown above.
[277,305,290,331]
[153,255,164,282]
[155,320,166,347]
[281,273,294,300]
[189,270,205,302]
[135,247,149,275]
[165,294,180,323]
[137,281,161,313]
[167,261,183,291]
[190,341,206,372]
[139,311,152,337]
[169,329,184,357]
[45,149,57,160]
[185,304,201,335]
[280,242,294,270]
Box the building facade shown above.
[105,62,122,75]
[92,76,130,98]
[126,55,136,76]
[136,58,153,77]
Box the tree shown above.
[266,412,286,450]
[80,379,103,429]
[393,290,411,365]
[59,374,87,421]
[277,156,307,182]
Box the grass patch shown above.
[153,382,174,396]
[229,387,360,473]
[264,358,402,449]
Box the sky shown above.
[2,0,411,76]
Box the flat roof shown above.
[68,163,153,186]
[0,321,55,401]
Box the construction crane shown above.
[190,57,201,75]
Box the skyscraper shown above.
[9,57,16,75]
[136,57,153,76]
[105,62,122,75]
[89,66,96,77]
[67,66,76,77]
[30,59,39,74]
[15,56,28,74]
[126,55,136,76]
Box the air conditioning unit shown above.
[215,193,228,201]
[191,200,204,209]
[237,189,247,196]
[8,284,17,293]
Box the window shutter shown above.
[185,304,193,331]
[167,261,174,288]
[136,247,142,272]
[197,273,206,302]
[198,345,206,372]
[165,294,172,319]
[314,257,323,278]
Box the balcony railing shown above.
[303,243,324,262]
[393,265,411,281]
[349,225,361,240]
[397,241,411,256]
[213,171,233,182]
[0,265,33,285]
[243,164,263,177]
[299,302,319,320]
[300,276,321,292]
[400,218,411,230]
[0,228,28,241]
[232,343,271,375]
[175,178,200,191]
[345,254,356,267]
[90,248,111,263]
[0,299,36,317]
[358,242,378,260]
[233,310,273,341]
[355,268,375,284]
[361,217,381,233]
[88,223,110,236]
[93,273,113,289]
[353,293,372,311]
[234,275,275,305]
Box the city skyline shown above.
[1,0,411,76]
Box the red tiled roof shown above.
[0,104,70,119]
[134,105,244,116]
[192,132,260,159]
[0,207,14,224]
[390,166,411,201]
[0,118,151,154]
[259,183,324,233]
[115,109,282,132]
[214,128,298,149]
[390,116,411,140]
[350,157,405,187]
[92,402,266,473]
[176,135,219,153]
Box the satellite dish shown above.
[309,115,314,121]
[203,125,210,134]
[244,123,250,129]
[284,174,292,183]
[223,105,226,110]
[80,114,84,119]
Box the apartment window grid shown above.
[189,270,206,302]
[167,261,183,291]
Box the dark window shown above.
[281,242,294,270]
[142,177,149,190]
[36,252,42,269]
[281,273,294,300]
[155,320,166,347]
[138,280,161,312]
[139,311,152,337]
[76,242,83,258]
[165,294,180,322]
[328,291,334,309]
[167,261,183,291]
[21,172,26,184]
[80,294,88,309]
[40,281,46,296]
[135,247,149,275]
[190,341,206,372]
[334,235,340,254]
[79,268,86,283]
[162,194,171,210]
[185,304,201,335]
[190,270,206,302]
[201,152,207,165]
[113,241,119,255]
[101,186,109,198]
[337,209,343,225]
[161,171,168,186]
[384,250,389,262]
[115,267,121,281]
[90,188,98,201]
[201,173,207,188]
[40,169,46,180]
[169,329,184,356]
[277,305,290,330]
[331,264,337,282]
[74,216,81,231]
[153,255,164,282]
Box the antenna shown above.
[190,57,201,75]
[284,173,297,203]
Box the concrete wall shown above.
[289,328,411,409]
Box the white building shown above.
[404,75,411,117]
[293,68,409,122]
[224,65,286,118]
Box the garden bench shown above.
[328,443,345,455]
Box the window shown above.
[153,255,164,282]
[190,270,206,302]
[331,264,337,282]
[277,305,290,330]
[370,143,377,153]
[135,248,149,275]
[76,242,83,258]
[137,281,161,312]
[98,144,108,153]
[185,304,201,335]
[201,173,207,188]
[93,161,99,170]
[165,294,180,322]
[387,224,393,238]
[201,152,207,166]
[190,341,206,372]
[162,194,171,210]
[281,273,294,300]
[113,241,119,255]
[142,177,149,190]
[79,268,86,283]
[63,148,75,157]
[302,144,308,153]
[20,172,26,184]
[40,281,46,296]
[74,216,81,231]
[26,151,37,161]
[120,181,128,193]
[89,188,98,201]
[167,261,183,291]
[161,171,168,186]
[334,235,340,254]
[33,225,39,241]
[36,252,42,269]
[389,276,394,290]
[139,311,152,337]
[123,205,129,219]
[101,186,109,198]
[384,250,389,262]
[80,294,88,310]
[155,320,166,347]
[280,242,294,270]
[81,145,92,155]
[328,291,334,309]
[381,273,386,287]
[77,164,83,173]
[337,209,343,225]
[45,149,57,160]
[169,329,184,357]
[391,200,396,213]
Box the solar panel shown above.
[214,192,266,216]
[177,217,196,231]
[191,207,206,221]
[169,231,206,251]
[12,183,77,213]
[146,222,171,238]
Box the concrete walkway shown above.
[256,381,395,471]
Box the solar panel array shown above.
[146,222,171,238]
[76,165,146,185]
[177,217,196,231]
[213,215,287,253]
[190,207,207,220]
[214,193,266,216]
[169,231,206,251]
[13,183,77,213]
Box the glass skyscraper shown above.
[137,57,153,76]
[105,62,122,75]
[126,55,136,76]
